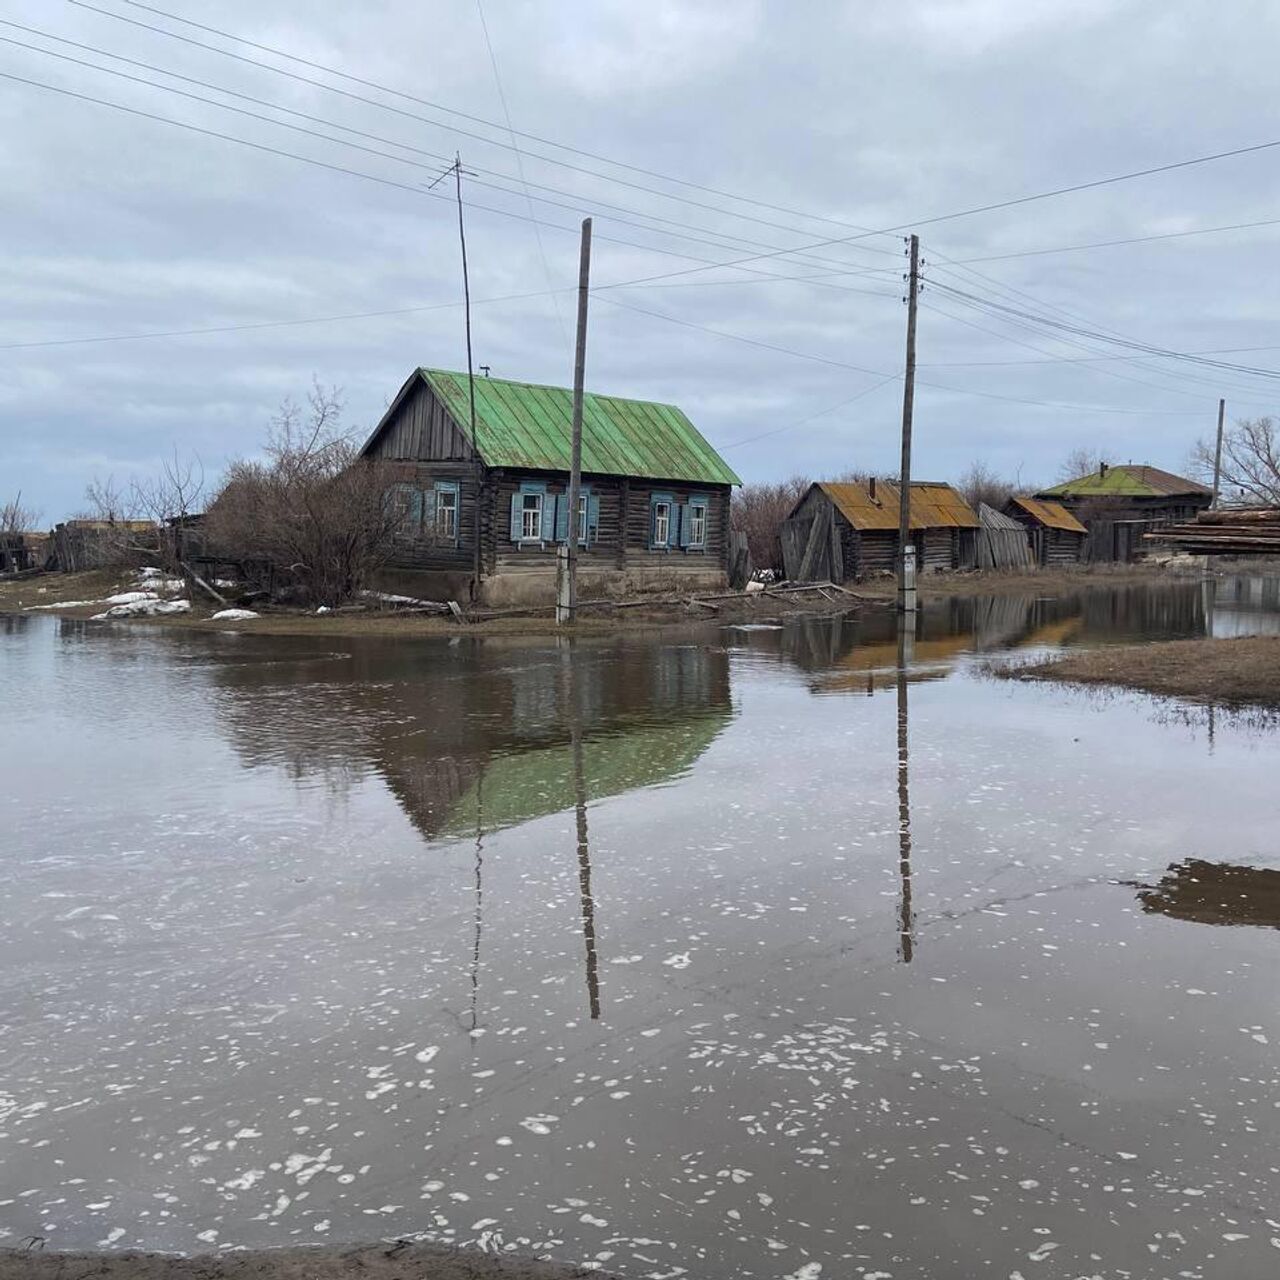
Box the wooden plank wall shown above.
[366,379,474,462]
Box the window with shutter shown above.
[554,493,571,543]
[688,499,708,550]
[677,503,692,549]
[513,482,546,543]
[586,493,600,546]
[650,492,674,549]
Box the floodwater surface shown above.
[2,578,1279,1278]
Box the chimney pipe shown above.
[869,476,877,501]
[1100,462,1109,477]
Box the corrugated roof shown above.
[1008,495,1088,534]
[816,480,979,531]
[417,369,740,486]
[978,502,1025,530]
[1038,464,1210,500]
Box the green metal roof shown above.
[1038,464,1210,500]
[421,368,740,486]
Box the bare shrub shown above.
[1057,447,1113,484]
[731,476,810,573]
[1,492,40,535]
[1191,416,1280,506]
[956,460,1015,511]
[205,382,403,605]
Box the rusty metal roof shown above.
[1038,464,1210,500]
[416,369,740,486]
[816,480,979,531]
[1008,496,1088,534]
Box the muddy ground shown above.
[0,569,869,637]
[1005,633,1280,708]
[0,1244,610,1280]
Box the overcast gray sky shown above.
[4,0,1280,519]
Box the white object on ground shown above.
[103,590,158,605]
[211,609,260,621]
[92,599,191,620]
[744,580,765,594]
[315,605,331,614]
[361,590,434,607]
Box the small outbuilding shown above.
[359,368,741,607]
[781,479,979,583]
[976,503,1033,569]
[1005,496,1087,565]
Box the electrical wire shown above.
[62,0,900,265]
[472,0,569,353]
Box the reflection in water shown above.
[896,620,915,964]
[737,574,1280,694]
[562,642,602,1021]
[1137,859,1280,929]
[470,777,484,1034]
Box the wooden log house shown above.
[780,479,980,583]
[1034,464,1211,562]
[1004,496,1087,565]
[359,368,741,607]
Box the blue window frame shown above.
[649,492,675,549]
[685,497,708,550]
[510,481,547,543]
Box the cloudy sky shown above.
[4,0,1280,520]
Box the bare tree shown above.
[1,492,40,535]
[730,476,811,573]
[205,382,404,605]
[1190,416,1280,506]
[956,460,1014,511]
[1057,447,1114,484]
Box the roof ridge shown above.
[419,367,681,412]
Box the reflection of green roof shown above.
[1038,465,1209,500]
[442,710,730,837]
[420,368,740,486]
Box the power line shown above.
[721,375,901,450]
[63,0,899,266]
[1,29,917,300]
[0,65,911,300]
[946,216,1280,264]
[0,289,572,351]
[472,0,569,353]
[103,0,903,244]
[596,293,1208,416]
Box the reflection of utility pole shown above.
[896,622,916,964]
[561,641,602,1017]
[470,775,484,1033]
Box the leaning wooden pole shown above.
[897,233,920,613]
[558,217,593,625]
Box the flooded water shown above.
[2,576,1279,1278]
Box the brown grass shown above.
[1,569,875,639]
[0,1243,606,1280]
[1008,635,1280,708]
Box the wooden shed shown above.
[359,368,740,607]
[781,479,979,583]
[976,503,1032,569]
[1005,496,1087,565]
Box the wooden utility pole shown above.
[451,155,484,592]
[558,217,593,625]
[897,233,920,613]
[1211,397,1226,509]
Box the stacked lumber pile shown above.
[1148,507,1280,554]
